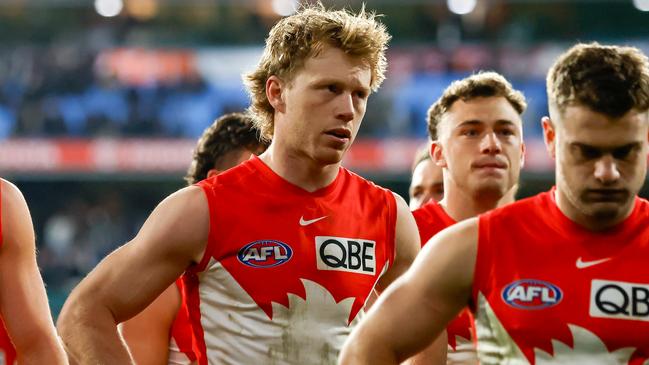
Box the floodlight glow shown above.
[272,0,298,17]
[447,0,477,15]
[95,0,123,17]
[633,0,649,11]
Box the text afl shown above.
[237,240,293,268]
[502,279,563,310]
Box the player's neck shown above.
[440,183,516,222]
[258,146,340,192]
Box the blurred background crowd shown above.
[0,0,647,317]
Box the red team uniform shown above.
[184,156,397,364]
[413,202,478,364]
[168,279,198,365]
[0,322,15,365]
[0,184,17,365]
[473,188,649,364]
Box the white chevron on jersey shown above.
[474,293,639,365]
[195,259,368,364]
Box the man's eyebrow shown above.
[454,119,517,128]
[570,142,642,151]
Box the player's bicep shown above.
[404,218,478,331]
[359,219,477,361]
[63,186,209,324]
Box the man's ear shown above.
[266,75,285,113]
[431,140,447,168]
[541,116,556,160]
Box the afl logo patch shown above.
[502,279,563,310]
[237,240,293,268]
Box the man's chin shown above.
[471,182,508,200]
[314,150,345,166]
[583,201,630,222]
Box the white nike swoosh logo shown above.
[299,215,328,226]
[576,257,612,269]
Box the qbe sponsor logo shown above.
[590,279,649,322]
[501,279,563,309]
[237,240,293,268]
[315,236,376,275]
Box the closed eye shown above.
[577,145,602,160]
[612,144,637,160]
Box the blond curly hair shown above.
[244,4,391,141]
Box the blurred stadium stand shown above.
[0,0,647,316]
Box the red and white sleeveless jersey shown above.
[474,188,649,364]
[185,156,397,365]
[168,279,197,365]
[0,183,17,365]
[414,201,478,365]
[0,321,15,365]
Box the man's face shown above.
[409,158,444,210]
[544,105,649,224]
[273,45,372,165]
[434,96,525,200]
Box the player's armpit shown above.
[57,185,210,364]
[338,218,478,365]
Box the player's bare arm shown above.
[403,335,448,365]
[339,218,478,365]
[0,179,68,364]
[119,284,180,365]
[57,186,209,364]
[374,193,420,292]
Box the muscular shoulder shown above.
[151,185,208,231]
[137,185,210,263]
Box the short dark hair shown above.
[547,42,649,117]
[185,113,268,185]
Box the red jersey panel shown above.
[414,201,477,364]
[413,201,456,245]
[185,156,397,365]
[168,278,197,365]
[474,189,649,364]
[0,321,15,365]
[0,182,17,365]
